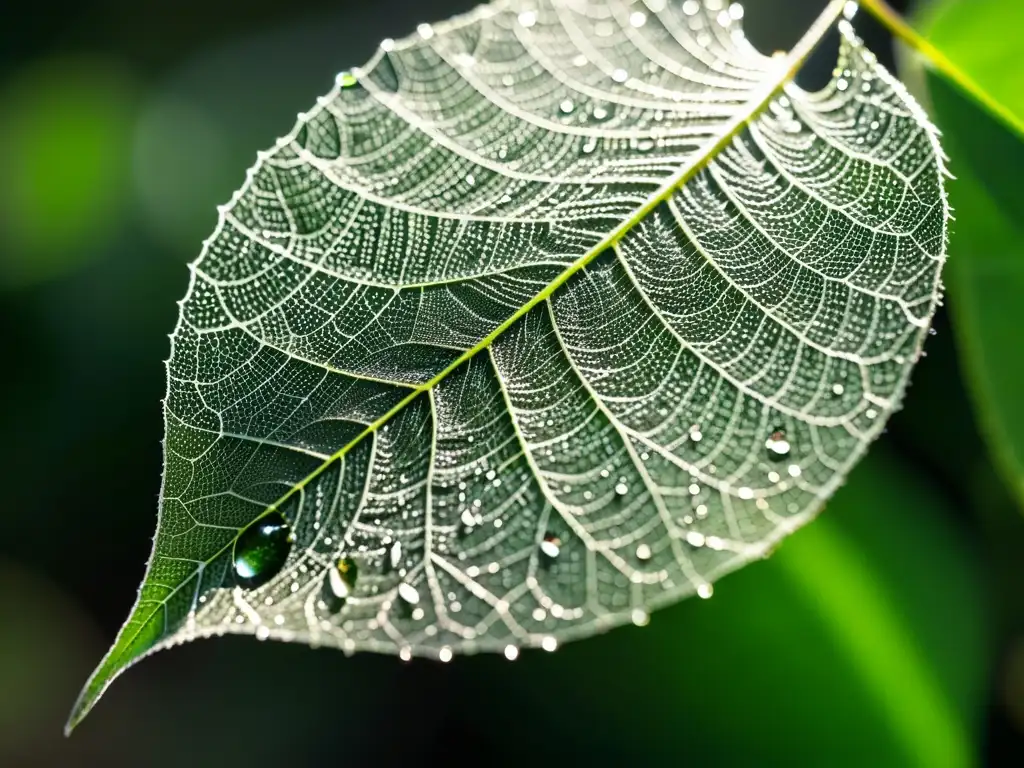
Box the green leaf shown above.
[892,0,1024,510]
[69,0,949,730]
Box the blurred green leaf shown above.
[0,57,137,288]
[900,0,1024,512]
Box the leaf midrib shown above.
[84,0,850,718]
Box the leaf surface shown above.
[70,0,948,730]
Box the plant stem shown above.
[860,0,1024,140]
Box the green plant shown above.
[63,0,1020,745]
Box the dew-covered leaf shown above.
[69,0,949,730]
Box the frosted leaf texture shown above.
[71,0,948,728]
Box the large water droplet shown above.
[233,512,292,589]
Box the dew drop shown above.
[631,609,650,627]
[233,512,292,589]
[389,540,403,571]
[439,646,453,663]
[504,644,520,661]
[832,383,845,396]
[335,71,358,89]
[540,534,562,561]
[326,557,358,607]
[398,582,420,605]
[559,99,575,115]
[685,531,706,548]
[542,636,558,652]
[615,482,629,496]
[518,10,537,28]
[765,429,791,461]
[636,543,652,561]
[697,583,714,599]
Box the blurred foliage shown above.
[0,58,137,287]
[0,0,1021,764]
[906,0,1024,513]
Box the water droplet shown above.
[685,531,706,547]
[832,383,845,396]
[636,543,652,561]
[559,99,574,115]
[541,636,558,652]
[326,557,358,607]
[233,512,292,589]
[439,646,453,662]
[398,582,420,605]
[336,71,358,89]
[389,541,403,571]
[615,482,629,496]
[631,609,650,627]
[630,11,647,27]
[504,644,519,660]
[765,429,791,461]
[540,534,561,561]
[612,68,628,83]
[697,583,714,599]
[518,10,537,28]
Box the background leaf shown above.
[901,0,1024,512]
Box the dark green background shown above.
[1,0,1021,764]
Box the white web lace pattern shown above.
[72,0,947,726]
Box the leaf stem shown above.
[860,0,1024,140]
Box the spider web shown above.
[73,0,947,725]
